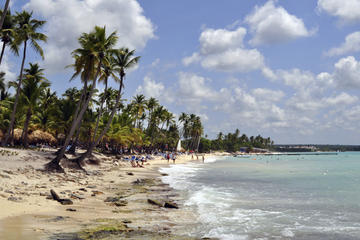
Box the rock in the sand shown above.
[59,199,73,205]
[147,199,164,207]
[3,170,14,175]
[5,190,14,194]
[66,208,77,212]
[114,200,128,207]
[8,196,22,202]
[161,173,169,176]
[0,173,11,179]
[79,188,87,192]
[127,172,134,176]
[50,189,60,201]
[87,185,97,189]
[104,196,120,202]
[122,219,132,224]
[91,190,104,197]
[70,194,85,200]
[164,201,179,209]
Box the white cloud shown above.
[25,0,155,74]
[245,0,312,46]
[201,48,264,72]
[199,27,246,54]
[151,58,160,67]
[251,88,285,102]
[326,32,360,56]
[182,52,200,66]
[136,76,165,99]
[318,0,360,23]
[0,54,16,83]
[333,56,360,88]
[183,26,265,72]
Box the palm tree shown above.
[46,26,117,172]
[0,0,10,31]
[34,88,57,131]
[93,54,119,140]
[2,11,46,146]
[19,63,49,147]
[0,9,18,64]
[75,47,140,165]
[132,94,146,128]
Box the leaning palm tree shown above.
[2,11,46,146]
[0,9,18,64]
[0,0,10,31]
[45,26,117,172]
[19,63,49,147]
[75,48,140,165]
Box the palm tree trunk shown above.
[68,119,83,155]
[0,0,10,31]
[45,63,101,172]
[93,77,108,142]
[22,107,32,148]
[2,40,27,147]
[76,77,124,164]
[0,41,6,65]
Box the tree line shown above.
[197,129,274,153]
[0,9,204,172]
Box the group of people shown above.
[164,152,177,164]
[123,155,152,168]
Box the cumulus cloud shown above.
[245,0,313,46]
[0,54,16,83]
[333,56,360,88]
[24,0,155,74]
[326,32,360,56]
[199,27,246,54]
[136,76,165,99]
[318,0,360,23]
[183,27,265,72]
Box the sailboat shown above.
[176,139,181,152]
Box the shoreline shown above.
[0,147,217,239]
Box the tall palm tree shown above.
[0,9,18,64]
[93,54,119,141]
[75,48,140,165]
[0,0,10,31]
[2,11,46,146]
[132,94,146,128]
[19,63,49,147]
[46,26,117,172]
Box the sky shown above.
[2,0,360,144]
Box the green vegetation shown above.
[197,129,274,153]
[0,9,275,171]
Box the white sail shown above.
[176,139,181,152]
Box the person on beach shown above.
[172,153,176,164]
[167,153,170,163]
[202,155,205,163]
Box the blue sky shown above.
[3,0,360,144]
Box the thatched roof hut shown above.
[29,130,56,145]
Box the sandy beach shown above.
[0,147,218,239]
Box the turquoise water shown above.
[160,152,360,240]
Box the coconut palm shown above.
[93,53,119,140]
[34,88,57,132]
[46,26,117,172]
[19,63,49,147]
[0,9,18,64]
[0,0,10,31]
[2,11,46,146]
[132,94,147,128]
[75,48,140,165]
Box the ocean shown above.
[160,152,360,240]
